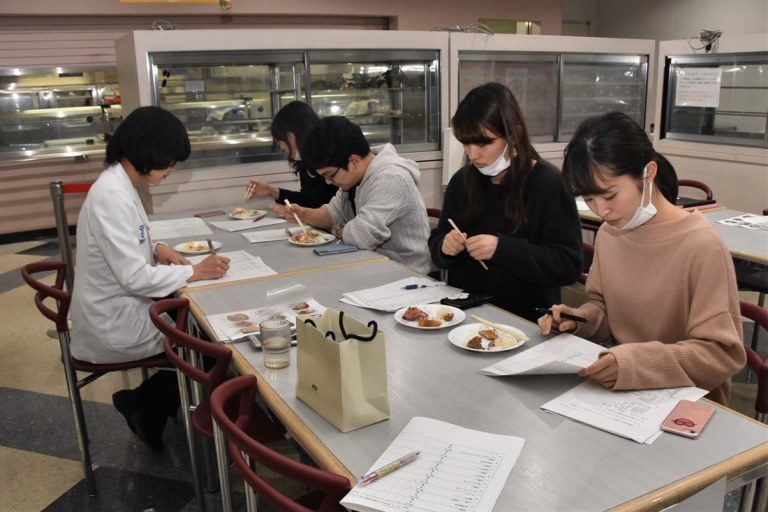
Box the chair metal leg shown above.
[752,475,767,512]
[176,368,206,512]
[242,452,258,512]
[59,331,96,496]
[213,422,233,512]
[202,436,220,493]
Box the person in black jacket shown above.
[246,101,337,211]
[428,83,582,321]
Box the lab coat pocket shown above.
[105,298,149,350]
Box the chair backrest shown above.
[739,301,768,417]
[426,208,441,219]
[577,242,595,285]
[50,180,93,292]
[677,179,713,200]
[21,261,70,332]
[211,375,351,512]
[149,298,232,395]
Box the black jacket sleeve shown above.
[276,168,337,208]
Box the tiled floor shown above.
[1,237,765,510]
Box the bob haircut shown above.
[300,116,370,173]
[451,82,540,232]
[105,106,190,175]
[270,101,319,174]
[562,111,678,203]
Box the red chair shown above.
[426,207,442,219]
[211,375,351,512]
[150,298,286,512]
[579,242,594,286]
[738,302,768,511]
[50,180,93,292]
[21,261,169,497]
[677,179,713,200]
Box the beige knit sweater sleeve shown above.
[607,241,746,397]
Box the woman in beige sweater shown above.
[539,112,746,405]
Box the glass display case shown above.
[662,52,768,148]
[455,51,648,143]
[0,68,121,159]
[559,54,648,140]
[458,53,558,142]
[147,49,440,170]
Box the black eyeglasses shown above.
[313,167,341,181]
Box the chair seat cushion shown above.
[72,353,169,373]
[295,490,347,511]
[192,396,287,443]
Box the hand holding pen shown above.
[359,451,419,485]
[537,305,586,336]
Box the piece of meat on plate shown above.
[402,307,428,321]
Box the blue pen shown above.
[403,284,419,290]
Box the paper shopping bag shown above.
[295,309,389,432]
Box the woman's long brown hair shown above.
[451,83,540,232]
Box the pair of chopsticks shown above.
[447,218,489,271]
[244,183,255,201]
[284,199,310,238]
[471,314,529,342]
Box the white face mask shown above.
[619,165,657,230]
[476,144,511,177]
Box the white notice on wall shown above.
[675,67,722,108]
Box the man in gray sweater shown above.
[283,116,430,274]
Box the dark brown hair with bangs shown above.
[562,112,678,203]
[451,82,540,232]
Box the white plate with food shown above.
[229,207,267,220]
[174,240,222,254]
[395,304,465,330]
[448,323,527,352]
[288,229,336,247]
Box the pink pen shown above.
[359,451,419,485]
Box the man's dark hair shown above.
[299,116,370,172]
[105,106,190,175]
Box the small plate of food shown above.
[394,304,465,330]
[174,240,222,254]
[288,229,335,247]
[448,323,527,352]
[229,207,267,220]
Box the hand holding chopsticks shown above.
[471,314,529,342]
[284,199,310,237]
[447,218,489,271]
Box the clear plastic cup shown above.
[259,318,291,369]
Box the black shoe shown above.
[112,389,140,433]
[129,405,168,452]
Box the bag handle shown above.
[339,311,378,342]
[302,312,378,342]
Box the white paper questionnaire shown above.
[340,278,460,312]
[242,229,291,243]
[340,417,525,512]
[210,217,286,232]
[149,218,212,239]
[184,250,276,288]
[481,333,603,376]
[541,381,708,444]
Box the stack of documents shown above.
[341,417,525,512]
[481,334,603,376]
[340,278,460,312]
[242,228,291,243]
[184,250,276,288]
[541,381,708,444]
[209,217,286,232]
[149,218,212,239]
[717,214,768,231]
[206,298,326,342]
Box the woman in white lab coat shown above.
[71,106,229,450]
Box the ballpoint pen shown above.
[359,451,419,485]
[206,239,216,256]
[402,284,425,290]
[535,307,587,323]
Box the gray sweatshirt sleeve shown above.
[340,173,407,249]
[323,189,346,227]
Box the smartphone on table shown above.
[660,400,715,439]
